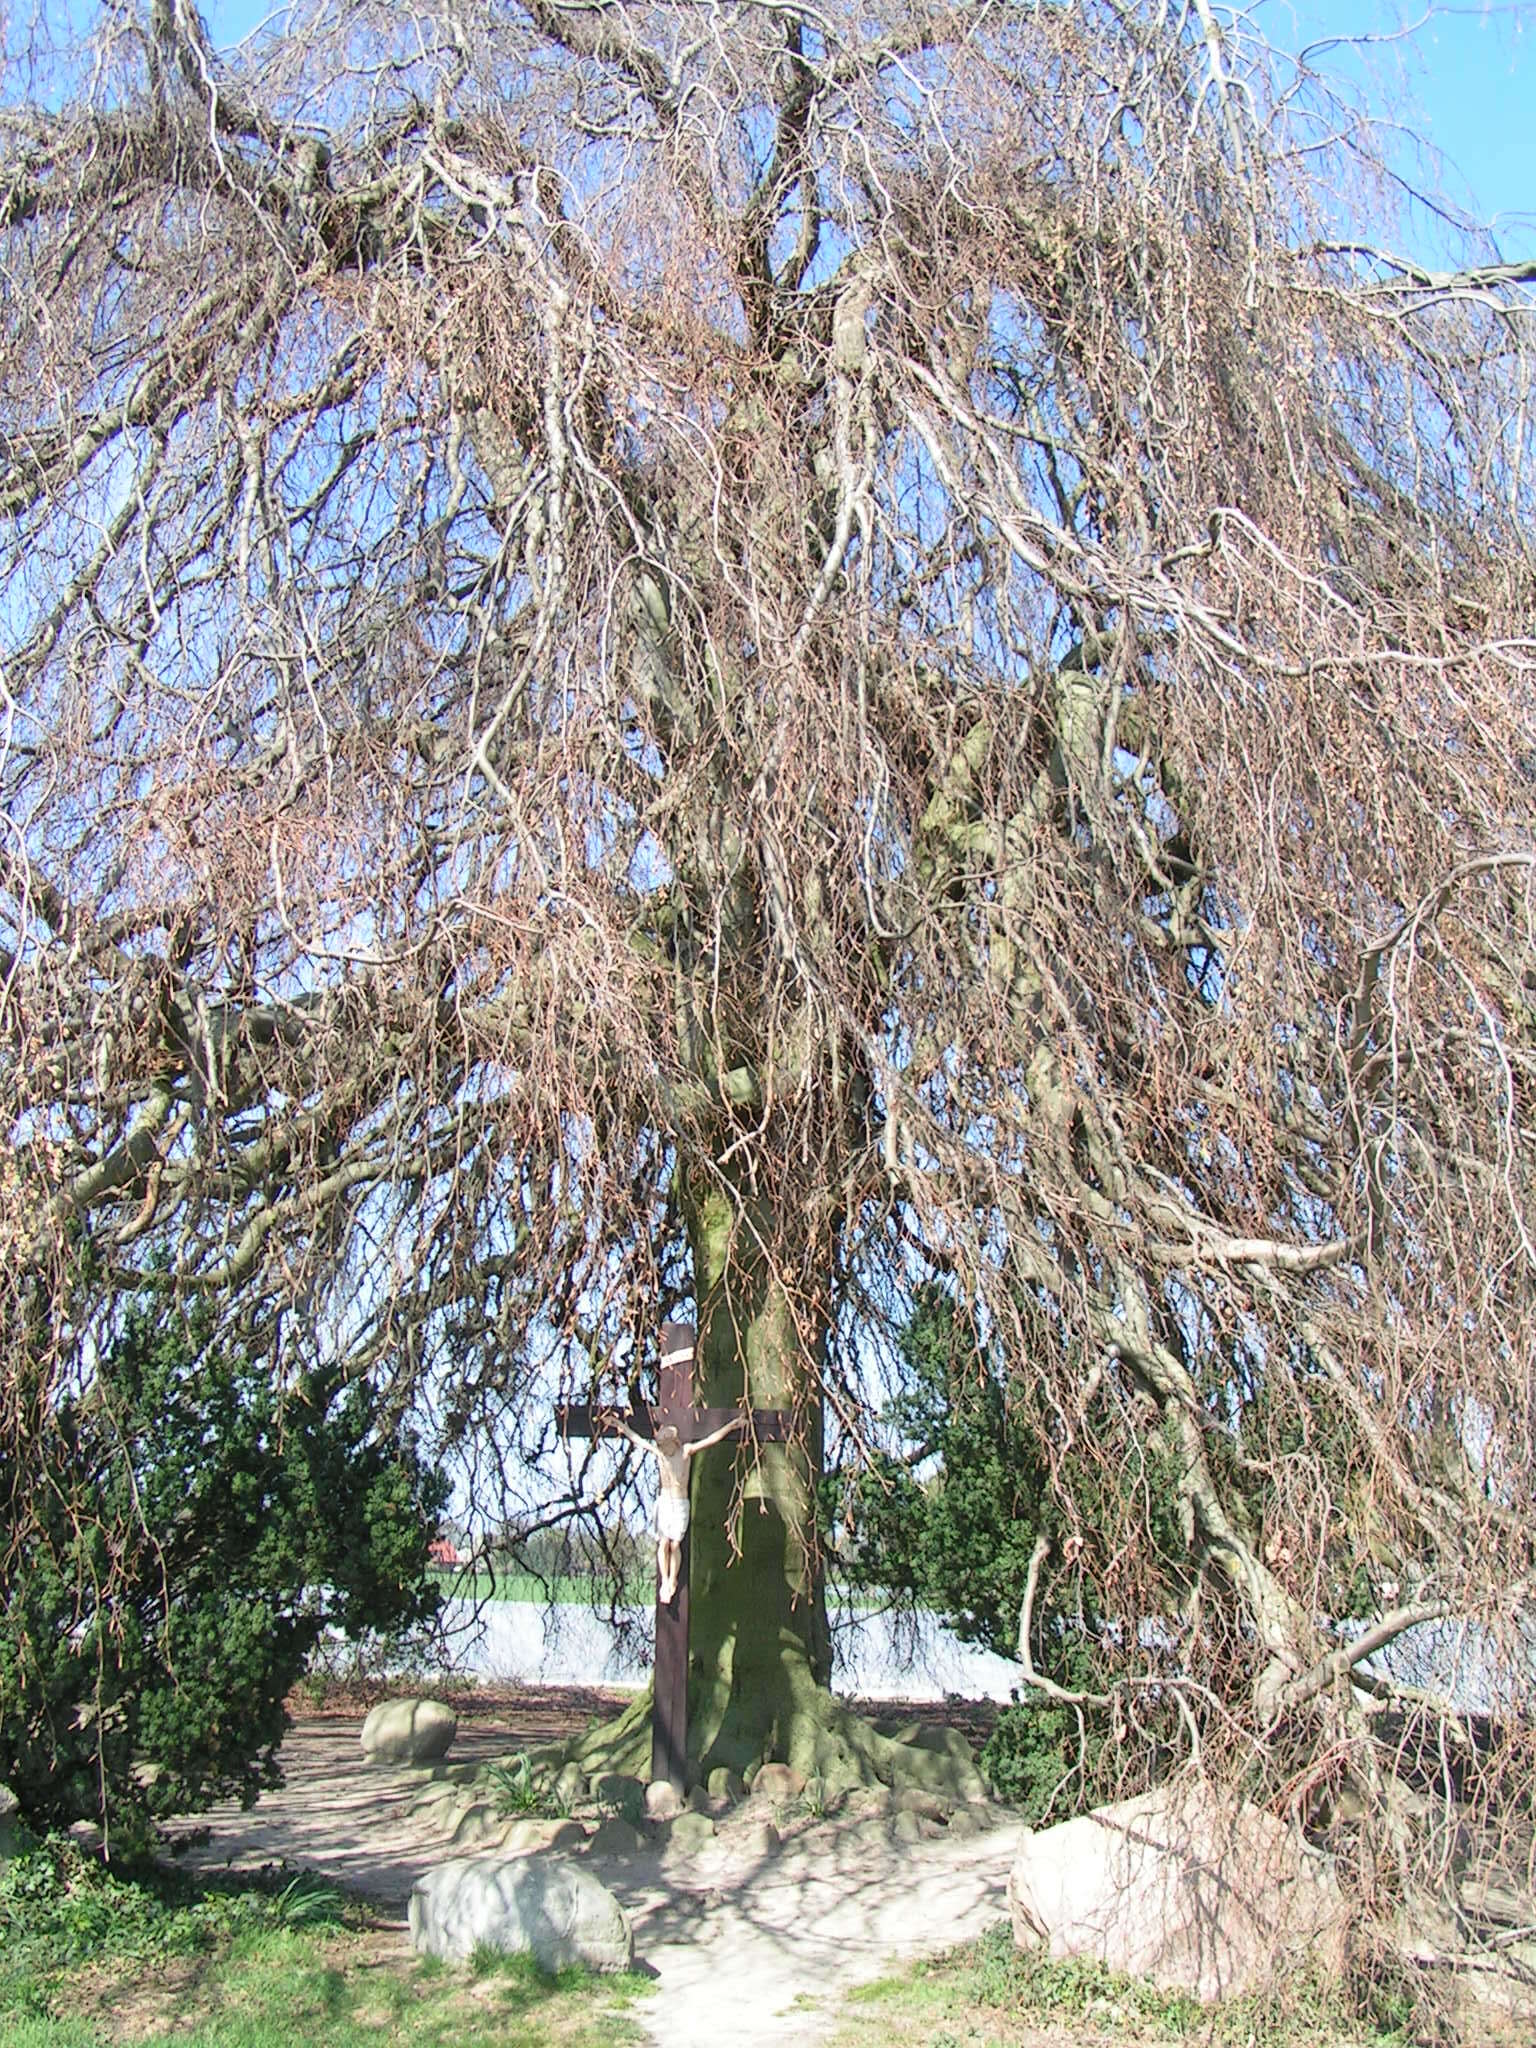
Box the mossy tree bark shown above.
[562,1170,986,1803]
[682,1178,834,1778]
[646,1178,978,1801]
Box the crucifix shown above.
[559,1318,791,1789]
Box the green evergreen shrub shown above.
[0,1297,445,1848]
[833,1287,1188,1818]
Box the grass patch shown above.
[826,1924,1416,2048]
[0,1842,649,2048]
[486,1753,572,1820]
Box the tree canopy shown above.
[3,0,1535,1980]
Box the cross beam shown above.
[559,1318,791,1788]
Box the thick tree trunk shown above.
[566,1175,985,1801]
[640,1180,976,1801]
[684,1180,833,1775]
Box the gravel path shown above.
[166,1702,1018,2048]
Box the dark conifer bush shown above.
[0,1299,445,1849]
[835,1289,1188,1820]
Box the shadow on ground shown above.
[165,1695,1017,2048]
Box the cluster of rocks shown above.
[373,1693,1416,2016]
[407,1747,998,1871]
[391,1711,1003,1978]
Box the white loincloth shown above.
[655,1492,690,1541]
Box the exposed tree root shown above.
[544,1676,988,1805]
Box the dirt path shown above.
[166,1702,1018,2048]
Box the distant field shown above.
[430,1570,652,1605]
[430,1570,887,1612]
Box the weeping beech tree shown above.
[4,0,1536,1963]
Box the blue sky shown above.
[1259,1,1534,255]
[200,1,1533,260]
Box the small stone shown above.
[587,1817,645,1858]
[0,1784,24,1863]
[499,1817,587,1856]
[409,1854,632,1972]
[590,1771,645,1818]
[801,1774,844,1818]
[749,1762,804,1804]
[360,1698,457,1765]
[846,1785,893,1818]
[893,1786,948,1820]
[553,1763,588,1811]
[663,1810,717,1855]
[643,1780,684,1821]
[452,1803,501,1848]
[426,1789,471,1835]
[945,1807,981,1839]
[706,1767,746,1804]
[891,1809,925,1844]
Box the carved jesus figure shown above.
[607,1411,745,1604]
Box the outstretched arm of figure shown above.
[682,1411,749,1459]
[596,1410,655,1456]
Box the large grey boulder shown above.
[360,1698,457,1765]
[409,1854,633,1972]
[1008,1781,1346,2004]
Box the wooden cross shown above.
[558,1319,791,1788]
